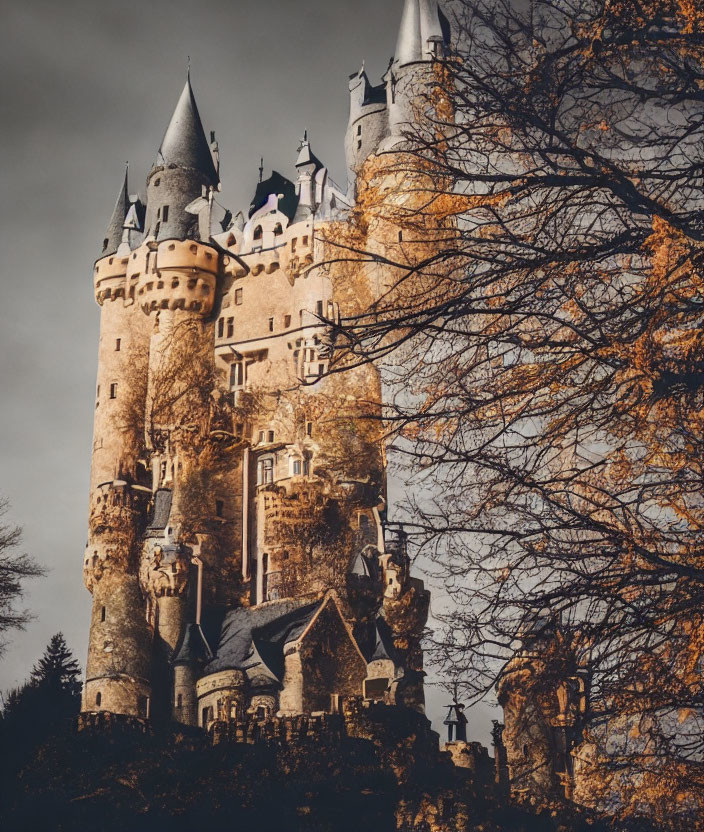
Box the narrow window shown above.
[110,383,118,399]
[115,338,121,351]
[268,317,274,332]
[218,318,224,338]
[306,421,313,437]
[274,223,283,236]
[291,238,297,252]
[215,500,224,518]
[357,124,362,136]
[157,207,161,220]
[398,230,403,242]
[258,431,265,444]
[177,694,183,708]
[316,300,324,317]
[202,708,209,727]
[160,460,167,482]
[302,235,309,246]
[162,205,169,223]
[102,238,109,252]
[293,459,302,476]
[235,288,243,305]
[100,606,106,622]
[227,317,234,338]
[267,430,274,443]
[230,362,244,388]
[253,225,263,241]
[96,692,102,707]
[318,364,325,376]
[284,315,291,328]
[357,140,362,150]
[96,385,100,398]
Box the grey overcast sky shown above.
[0,0,497,742]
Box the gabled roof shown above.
[205,598,320,682]
[157,75,218,184]
[101,167,129,257]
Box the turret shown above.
[345,67,388,189]
[84,168,155,720]
[382,0,451,149]
[144,74,219,242]
[99,166,129,258]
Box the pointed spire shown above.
[296,131,323,170]
[395,0,422,66]
[157,75,218,184]
[100,164,129,258]
[394,0,448,66]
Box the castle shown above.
[82,0,453,734]
[82,1,601,813]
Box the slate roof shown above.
[172,623,213,665]
[147,489,172,534]
[205,599,322,685]
[157,76,218,184]
[249,170,299,221]
[101,167,129,257]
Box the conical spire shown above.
[157,74,218,184]
[100,165,129,258]
[394,0,449,66]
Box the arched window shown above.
[253,225,263,241]
[102,238,109,252]
[274,223,283,236]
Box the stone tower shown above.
[83,0,451,731]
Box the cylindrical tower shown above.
[83,184,155,716]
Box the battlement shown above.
[135,240,218,315]
[209,711,345,746]
[77,711,151,736]
[93,255,130,305]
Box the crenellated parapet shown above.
[136,240,219,316]
[93,254,130,305]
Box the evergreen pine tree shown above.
[30,632,81,699]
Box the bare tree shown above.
[325,0,704,820]
[0,497,44,655]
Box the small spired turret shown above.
[383,0,451,148]
[144,73,219,242]
[100,166,129,258]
